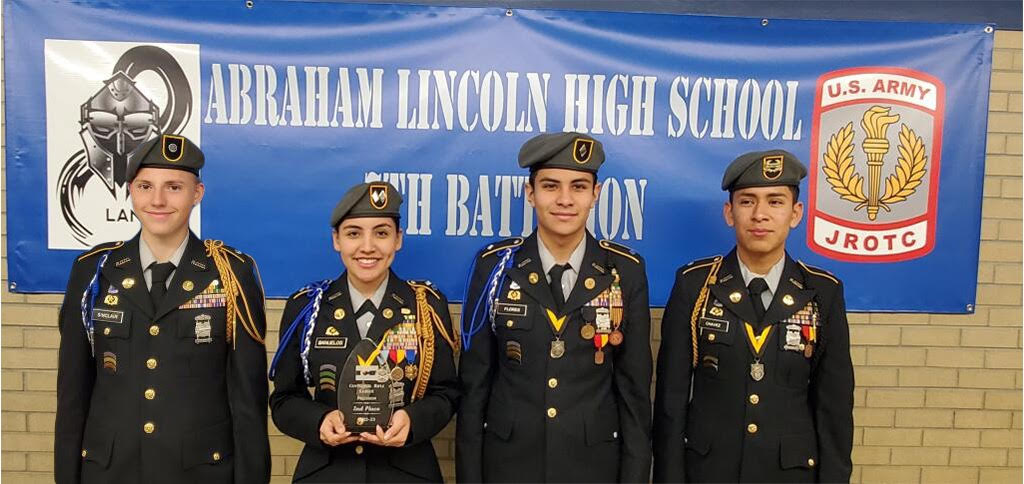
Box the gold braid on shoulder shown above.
[688,258,722,368]
[204,240,264,348]
[410,284,460,400]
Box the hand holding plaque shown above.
[338,338,395,433]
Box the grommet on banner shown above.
[9,282,16,291]
[966,304,974,312]
[246,0,254,9]
[984,26,993,34]
[761,19,769,26]
[506,9,513,17]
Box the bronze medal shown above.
[550,339,566,359]
[594,349,605,365]
[390,366,404,381]
[580,324,596,340]
[405,364,418,380]
[803,343,814,358]
[608,330,624,346]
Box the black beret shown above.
[128,134,204,181]
[518,132,604,174]
[721,149,807,191]
[329,182,403,228]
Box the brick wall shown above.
[2,30,1020,484]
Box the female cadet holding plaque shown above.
[270,182,460,483]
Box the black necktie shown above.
[149,262,176,308]
[548,263,570,311]
[748,277,769,324]
[355,300,377,338]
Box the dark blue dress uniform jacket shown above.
[457,233,653,483]
[270,271,459,483]
[653,250,854,483]
[55,233,271,484]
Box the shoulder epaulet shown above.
[76,241,124,262]
[204,239,248,263]
[479,237,524,259]
[599,239,641,265]
[681,255,723,275]
[408,280,442,300]
[798,261,840,285]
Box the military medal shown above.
[750,361,765,381]
[405,364,418,380]
[390,366,405,381]
[545,308,568,359]
[608,330,624,346]
[743,322,773,382]
[550,339,566,359]
[594,349,605,365]
[580,323,596,339]
[608,271,625,346]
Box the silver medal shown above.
[750,362,765,381]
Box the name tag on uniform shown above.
[315,337,348,349]
[698,318,729,333]
[92,309,124,324]
[495,302,528,317]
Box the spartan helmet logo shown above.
[369,183,388,209]
[79,71,160,192]
[56,45,194,245]
[573,138,594,164]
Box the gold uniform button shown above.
[143,422,155,434]
[547,408,557,418]
[144,389,156,400]
[81,449,87,458]
[807,458,815,467]
[707,333,716,341]
[506,320,514,328]
[548,378,558,389]
[103,327,111,336]
[212,452,222,461]
[149,325,160,336]
[146,358,158,370]
[749,394,760,405]
[355,445,364,455]
[747,423,758,434]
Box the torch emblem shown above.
[822,106,928,221]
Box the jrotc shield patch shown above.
[162,135,185,162]
[762,155,783,181]
[369,183,388,210]
[572,138,594,164]
[808,67,944,262]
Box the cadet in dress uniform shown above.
[269,182,460,483]
[55,135,271,484]
[653,150,854,483]
[457,133,652,483]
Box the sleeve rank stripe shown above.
[291,289,311,300]
[598,240,640,264]
[681,256,723,275]
[76,241,124,261]
[798,261,839,284]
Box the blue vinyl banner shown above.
[3,1,993,311]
